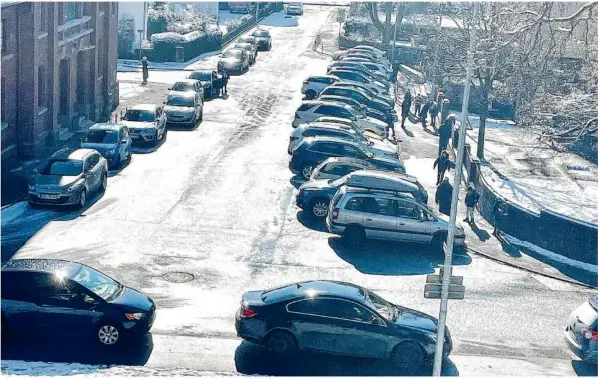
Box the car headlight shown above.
[28,184,36,191]
[66,183,82,193]
[125,313,144,320]
[105,149,116,156]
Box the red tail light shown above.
[332,208,339,220]
[582,328,598,340]
[241,307,258,318]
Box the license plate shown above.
[39,194,60,200]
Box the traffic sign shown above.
[424,283,465,300]
[426,274,463,285]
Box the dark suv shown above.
[289,136,405,179]
[1,259,156,346]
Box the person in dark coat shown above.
[429,100,439,129]
[433,150,451,185]
[141,57,149,84]
[420,99,431,128]
[404,89,412,104]
[464,185,480,223]
[386,112,396,139]
[414,94,423,117]
[435,178,453,216]
[400,97,410,129]
[492,200,508,236]
[220,70,229,96]
[438,116,454,156]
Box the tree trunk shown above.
[382,3,393,43]
[476,91,490,160]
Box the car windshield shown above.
[366,290,395,321]
[41,159,83,176]
[329,176,348,187]
[126,109,155,122]
[71,265,121,301]
[222,50,242,59]
[236,43,251,50]
[254,31,269,37]
[167,95,194,107]
[190,72,212,81]
[83,130,118,144]
[173,82,193,91]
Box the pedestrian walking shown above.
[437,116,454,156]
[429,100,439,129]
[492,200,508,236]
[404,89,413,105]
[220,69,229,96]
[464,185,480,224]
[435,177,453,216]
[414,94,423,118]
[141,57,149,84]
[420,99,431,128]
[400,97,410,130]
[386,112,396,139]
[433,150,451,185]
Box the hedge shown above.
[149,30,223,62]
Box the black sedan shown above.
[251,29,272,51]
[1,259,156,346]
[235,280,451,371]
[217,49,250,75]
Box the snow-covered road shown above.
[1,6,596,377]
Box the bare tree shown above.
[365,2,406,43]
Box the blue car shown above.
[81,123,132,169]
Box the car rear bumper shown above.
[292,118,302,128]
[28,192,81,206]
[326,219,345,235]
[166,119,195,128]
[565,327,598,362]
[235,309,266,344]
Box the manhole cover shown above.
[162,272,194,283]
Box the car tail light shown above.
[582,328,598,340]
[332,208,339,220]
[241,307,258,318]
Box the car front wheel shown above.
[78,189,87,209]
[97,323,121,346]
[391,341,424,372]
[310,198,329,218]
[100,172,108,193]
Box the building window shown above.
[1,21,8,55]
[64,2,78,23]
[1,77,6,122]
[38,66,46,108]
[40,3,47,32]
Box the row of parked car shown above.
[26,29,273,210]
[287,45,465,249]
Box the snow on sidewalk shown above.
[1,202,29,228]
[1,361,244,377]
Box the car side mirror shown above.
[163,101,166,104]
[168,87,172,91]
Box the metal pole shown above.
[255,1,259,24]
[432,14,442,85]
[390,2,400,65]
[431,2,478,376]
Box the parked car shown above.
[229,1,250,13]
[297,170,427,218]
[286,2,303,15]
[234,42,258,65]
[163,91,203,128]
[27,148,108,209]
[217,48,250,75]
[329,69,389,93]
[331,82,394,107]
[121,104,167,146]
[292,101,388,136]
[342,58,393,77]
[289,122,398,159]
[289,136,404,179]
[310,157,376,181]
[238,35,259,54]
[565,297,598,363]
[328,62,390,84]
[188,70,219,99]
[1,259,156,346]
[301,75,340,99]
[326,187,465,248]
[313,116,388,139]
[81,123,132,170]
[251,29,272,51]
[235,280,452,371]
[320,86,395,118]
[343,50,392,67]
[169,79,205,101]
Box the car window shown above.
[287,298,377,323]
[344,196,364,211]
[1,272,34,302]
[310,142,341,155]
[29,272,74,305]
[362,197,396,216]
[71,265,120,301]
[42,159,83,176]
[125,109,155,122]
[342,144,364,158]
[316,105,339,116]
[87,154,100,169]
[83,130,118,144]
[395,199,422,219]
[166,95,194,107]
[298,104,312,112]
[329,164,355,176]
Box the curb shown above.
[465,245,596,290]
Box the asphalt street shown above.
[1,6,597,377]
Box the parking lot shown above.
[1,6,596,377]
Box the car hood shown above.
[121,121,156,130]
[368,140,397,155]
[81,142,117,153]
[35,174,81,187]
[393,305,438,333]
[163,105,194,114]
[255,36,269,42]
[110,286,154,312]
[220,58,241,65]
[360,116,388,128]
[370,155,404,170]
[299,179,334,191]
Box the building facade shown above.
[1,2,119,162]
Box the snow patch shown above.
[119,81,148,99]
[504,234,598,273]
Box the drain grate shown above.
[162,272,194,283]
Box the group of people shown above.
[399,90,439,130]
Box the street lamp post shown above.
[138,29,144,60]
[255,1,259,24]
[431,2,479,376]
